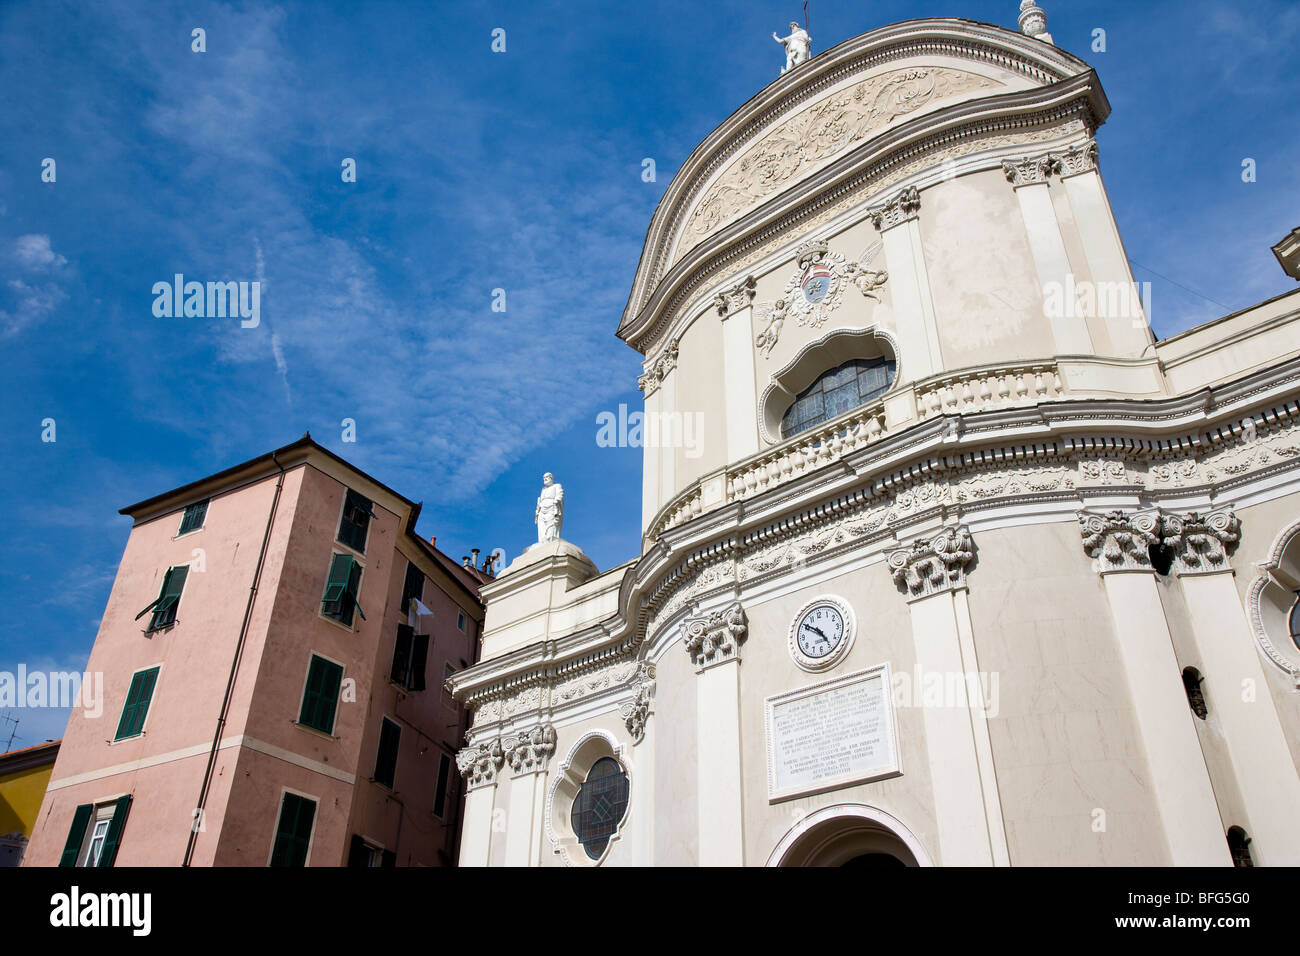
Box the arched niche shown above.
[758,326,901,446]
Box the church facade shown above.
[448,9,1300,866]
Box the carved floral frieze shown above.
[681,67,1000,248]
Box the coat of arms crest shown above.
[756,239,889,358]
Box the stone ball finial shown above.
[1018,0,1054,45]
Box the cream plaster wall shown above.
[963,520,1169,865]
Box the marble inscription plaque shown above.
[765,664,899,801]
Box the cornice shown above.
[620,18,1097,349]
[450,360,1300,718]
[622,70,1106,356]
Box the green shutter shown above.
[150,566,188,628]
[390,625,413,686]
[134,568,171,621]
[347,834,368,867]
[115,667,160,740]
[298,656,343,733]
[97,795,132,867]
[271,793,315,867]
[409,633,429,692]
[322,554,352,603]
[58,804,94,867]
[374,718,401,788]
[346,562,365,622]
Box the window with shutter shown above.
[409,633,429,692]
[270,793,316,867]
[337,489,374,553]
[400,561,424,614]
[58,804,94,867]
[321,553,365,626]
[135,566,189,632]
[433,753,451,819]
[97,795,132,867]
[178,499,209,535]
[373,717,401,789]
[114,666,160,740]
[298,655,343,734]
[390,624,414,686]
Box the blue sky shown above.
[1,0,1297,747]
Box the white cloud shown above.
[13,233,67,271]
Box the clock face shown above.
[788,596,855,671]
[796,604,845,659]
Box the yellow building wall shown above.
[1,763,55,838]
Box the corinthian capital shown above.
[887,525,975,601]
[714,275,757,318]
[456,738,504,790]
[683,602,747,671]
[1047,139,1099,178]
[1163,509,1240,576]
[503,723,557,776]
[637,337,679,396]
[867,186,921,232]
[1078,510,1162,572]
[1001,153,1056,187]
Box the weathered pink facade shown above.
[24,437,483,866]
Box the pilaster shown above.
[1167,510,1300,865]
[888,525,1007,865]
[684,601,747,865]
[455,738,504,867]
[1078,510,1231,865]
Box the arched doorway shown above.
[767,804,932,867]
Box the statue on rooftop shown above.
[535,472,564,544]
[773,21,811,74]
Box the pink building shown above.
[24,436,485,866]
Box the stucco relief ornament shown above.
[504,724,557,775]
[620,662,656,744]
[887,525,975,601]
[535,472,564,544]
[1163,510,1240,575]
[456,738,504,789]
[683,601,748,671]
[773,21,811,74]
[775,238,888,331]
[754,297,790,357]
[1078,510,1161,571]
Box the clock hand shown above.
[803,623,828,640]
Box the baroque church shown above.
[448,6,1300,866]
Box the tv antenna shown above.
[0,712,19,752]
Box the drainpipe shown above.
[183,452,287,866]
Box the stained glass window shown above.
[781,357,896,439]
[570,757,629,860]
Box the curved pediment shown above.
[617,18,1098,352]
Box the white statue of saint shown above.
[535,472,564,543]
[773,21,811,74]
